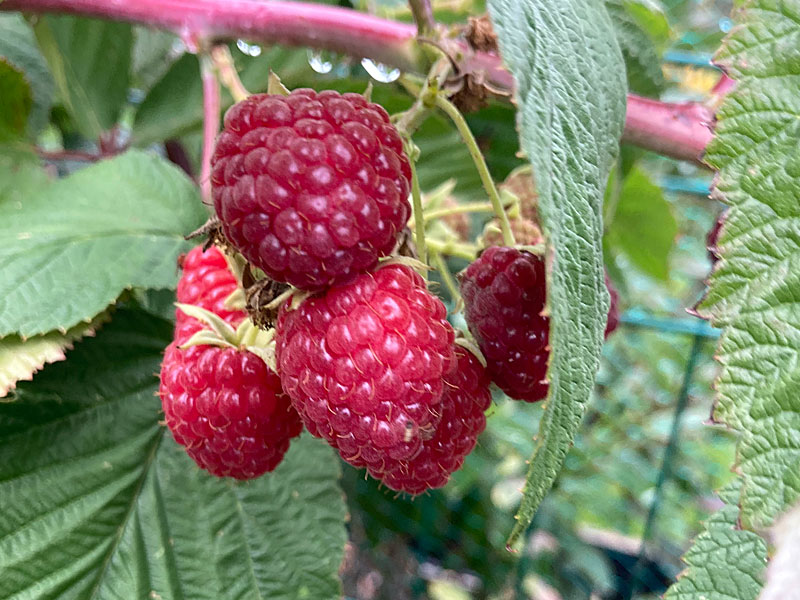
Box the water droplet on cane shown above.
[307,49,334,74]
[236,39,262,57]
[360,58,400,83]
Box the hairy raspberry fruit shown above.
[276,264,457,479]
[380,346,491,494]
[160,342,303,479]
[460,247,617,402]
[211,89,412,291]
[175,245,245,341]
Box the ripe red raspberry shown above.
[159,342,303,479]
[460,247,618,402]
[275,264,457,479]
[175,245,245,341]
[211,89,412,291]
[380,346,491,494]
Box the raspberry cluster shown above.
[159,246,302,479]
[460,247,619,403]
[159,91,622,493]
[211,89,411,291]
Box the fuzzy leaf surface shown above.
[699,0,800,530]
[0,150,207,337]
[488,0,627,545]
[605,0,670,95]
[664,481,767,600]
[0,309,347,600]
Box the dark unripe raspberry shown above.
[605,273,620,337]
[380,346,491,494]
[707,211,726,265]
[175,245,245,341]
[159,343,303,479]
[211,89,412,291]
[275,264,457,480]
[460,247,617,402]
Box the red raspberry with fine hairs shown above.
[460,247,618,402]
[159,342,303,479]
[211,89,412,291]
[175,245,245,342]
[275,264,457,480]
[380,346,491,494]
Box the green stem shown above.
[426,237,478,261]
[409,155,428,276]
[434,94,515,247]
[422,199,516,223]
[431,252,462,304]
[395,59,450,137]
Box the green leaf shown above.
[0,150,207,337]
[488,0,627,546]
[0,14,55,138]
[664,481,767,600]
[605,0,670,96]
[132,46,311,146]
[131,27,180,92]
[0,309,347,600]
[0,313,107,398]
[0,59,32,142]
[605,166,676,280]
[698,0,800,530]
[33,15,132,139]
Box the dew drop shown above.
[360,58,400,83]
[236,39,262,57]
[307,48,334,74]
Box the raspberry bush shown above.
[0,0,793,598]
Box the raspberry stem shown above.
[431,252,462,306]
[433,94,516,247]
[409,151,428,277]
[422,199,514,223]
[199,53,220,205]
[426,237,478,261]
[210,45,250,103]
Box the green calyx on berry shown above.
[176,303,277,371]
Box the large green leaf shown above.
[605,0,670,96]
[664,481,767,600]
[0,14,55,138]
[605,165,676,280]
[0,309,346,599]
[0,150,207,337]
[0,59,31,142]
[488,0,627,545]
[33,15,132,139]
[698,0,800,530]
